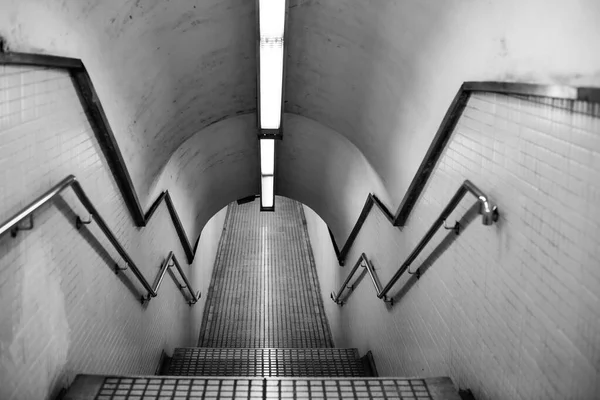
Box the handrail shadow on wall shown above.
[0,175,200,305]
[0,51,198,264]
[329,82,600,265]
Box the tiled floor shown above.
[198,197,332,348]
[93,376,438,400]
[165,348,369,377]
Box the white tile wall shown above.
[0,65,225,400]
[308,92,600,399]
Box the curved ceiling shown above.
[1,0,600,234]
[276,113,391,243]
[154,113,389,245]
[154,114,259,244]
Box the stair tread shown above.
[171,348,361,357]
[64,374,461,400]
[165,347,368,377]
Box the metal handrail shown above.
[330,253,383,305]
[0,175,199,305]
[147,251,200,305]
[331,180,498,306]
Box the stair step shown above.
[64,375,461,400]
[164,348,372,377]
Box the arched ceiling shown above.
[1,0,600,232]
[0,0,257,206]
[154,114,260,244]
[154,113,390,245]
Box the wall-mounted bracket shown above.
[383,296,394,306]
[76,214,93,230]
[443,219,461,235]
[330,292,344,306]
[10,214,34,237]
[491,206,499,223]
[408,265,422,280]
[141,294,152,305]
[188,291,201,306]
[114,263,128,274]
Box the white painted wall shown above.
[305,93,600,399]
[152,114,259,245]
[189,206,228,345]
[0,65,226,400]
[302,204,346,347]
[278,113,391,245]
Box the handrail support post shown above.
[188,291,201,306]
[141,294,152,305]
[76,214,93,230]
[114,263,128,274]
[443,219,461,235]
[10,214,34,237]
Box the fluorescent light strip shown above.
[260,138,275,208]
[261,175,274,208]
[259,40,284,130]
[260,138,275,175]
[258,0,285,130]
[258,0,284,209]
[259,0,285,38]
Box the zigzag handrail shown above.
[329,82,600,265]
[0,50,199,263]
[3,52,600,267]
[0,175,200,306]
[331,180,499,306]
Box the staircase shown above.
[62,199,461,399]
[163,348,376,377]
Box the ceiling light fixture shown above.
[258,0,286,131]
[259,138,276,210]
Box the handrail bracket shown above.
[188,291,201,307]
[76,214,93,230]
[141,294,153,305]
[443,219,461,235]
[10,214,34,237]
[114,263,129,274]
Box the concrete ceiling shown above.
[1,0,599,236]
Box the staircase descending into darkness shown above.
[63,198,460,399]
